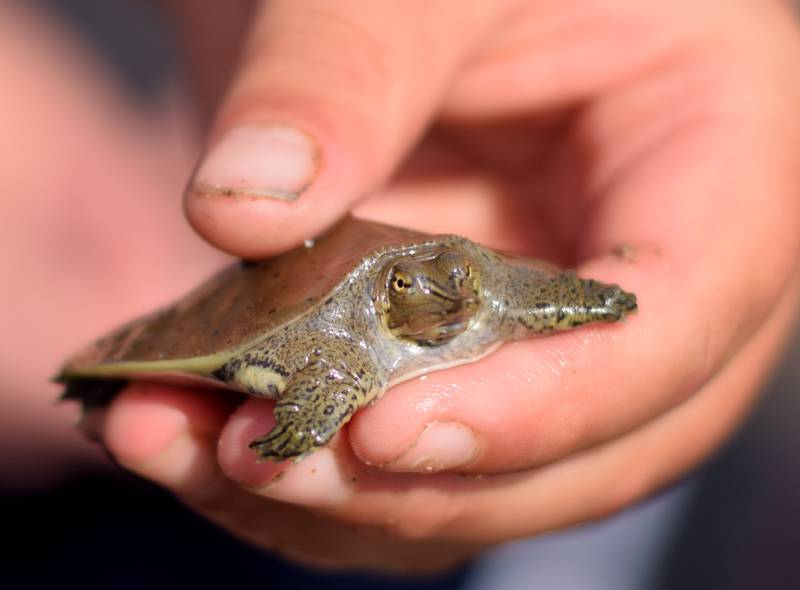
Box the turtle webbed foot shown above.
[248,352,375,461]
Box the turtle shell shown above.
[59,216,427,388]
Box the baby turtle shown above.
[60,217,637,462]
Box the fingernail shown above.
[192,125,319,200]
[389,421,481,473]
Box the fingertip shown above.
[349,376,480,471]
[104,383,232,476]
[183,120,359,258]
[382,421,483,474]
[218,397,355,509]
[217,397,285,487]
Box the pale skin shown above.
[4,0,800,572]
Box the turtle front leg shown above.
[249,352,380,462]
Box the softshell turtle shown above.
[60,217,637,462]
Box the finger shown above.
[103,384,236,503]
[444,0,800,118]
[154,1,258,119]
[345,13,800,473]
[102,383,480,571]
[431,271,800,542]
[218,264,800,542]
[184,0,508,257]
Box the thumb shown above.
[184,0,504,258]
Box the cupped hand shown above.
[101,0,800,571]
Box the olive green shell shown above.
[60,217,427,382]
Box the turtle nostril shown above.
[606,287,637,313]
[601,286,618,304]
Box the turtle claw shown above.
[249,423,322,463]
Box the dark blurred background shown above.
[4,1,799,588]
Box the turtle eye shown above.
[390,270,414,294]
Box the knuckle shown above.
[245,13,391,104]
[594,472,652,521]
[378,489,457,541]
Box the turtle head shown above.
[378,249,481,346]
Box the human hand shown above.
[0,0,230,486]
[100,0,800,570]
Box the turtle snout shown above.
[602,285,637,318]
